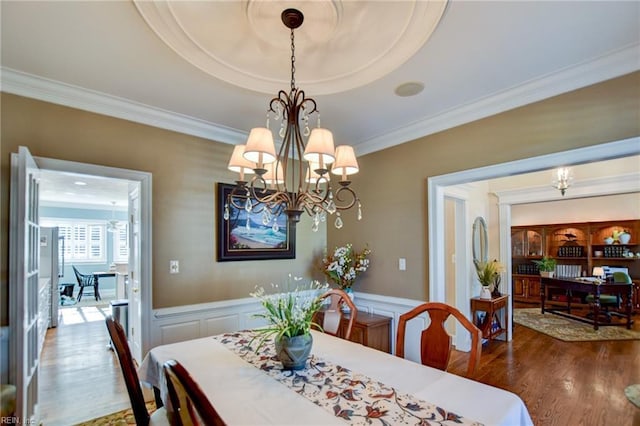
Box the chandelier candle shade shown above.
[225,8,362,232]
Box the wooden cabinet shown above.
[512,219,640,306]
[513,276,541,303]
[315,311,391,353]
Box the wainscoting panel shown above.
[149,292,451,365]
[160,320,200,345]
[203,315,240,338]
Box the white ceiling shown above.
[2,1,639,157]
[39,170,130,210]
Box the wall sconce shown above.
[552,167,573,196]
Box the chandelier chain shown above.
[290,28,296,93]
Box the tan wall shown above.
[2,72,639,324]
[329,71,640,301]
[0,94,327,324]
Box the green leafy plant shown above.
[532,256,557,272]
[249,276,328,350]
[475,259,505,287]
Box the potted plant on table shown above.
[533,256,557,278]
[475,259,505,299]
[250,276,328,370]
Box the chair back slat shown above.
[396,302,482,378]
[315,289,358,340]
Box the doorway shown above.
[32,156,152,423]
[430,137,640,342]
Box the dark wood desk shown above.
[314,311,391,353]
[540,277,633,330]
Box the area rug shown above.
[513,308,640,342]
[74,402,157,425]
[625,384,640,409]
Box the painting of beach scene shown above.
[217,183,296,261]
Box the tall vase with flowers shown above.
[475,259,505,299]
[321,244,371,307]
[250,276,328,370]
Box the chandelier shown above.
[552,167,573,196]
[224,8,362,232]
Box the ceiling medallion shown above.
[134,0,448,95]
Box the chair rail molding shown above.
[149,292,439,363]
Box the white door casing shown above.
[128,183,143,363]
[9,146,41,423]
[29,155,153,360]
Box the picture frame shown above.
[216,182,296,261]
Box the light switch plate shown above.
[170,260,179,274]
[399,258,406,271]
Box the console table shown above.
[470,295,508,340]
[315,311,391,353]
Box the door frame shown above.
[428,137,640,341]
[34,156,153,357]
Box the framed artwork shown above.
[216,182,296,261]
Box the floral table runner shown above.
[214,331,483,426]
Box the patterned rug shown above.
[513,308,640,342]
[625,384,640,409]
[74,402,157,425]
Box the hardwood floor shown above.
[39,305,640,425]
[39,305,130,425]
[449,307,640,426]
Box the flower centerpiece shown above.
[475,259,505,298]
[321,244,371,292]
[250,276,328,370]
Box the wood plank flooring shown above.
[40,305,640,425]
[449,307,640,426]
[39,305,130,425]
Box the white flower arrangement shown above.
[321,244,371,290]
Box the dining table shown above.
[138,330,533,425]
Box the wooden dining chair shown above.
[396,302,482,378]
[316,289,357,340]
[105,316,169,426]
[163,359,227,426]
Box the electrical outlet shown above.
[169,260,179,274]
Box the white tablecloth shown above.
[138,331,533,426]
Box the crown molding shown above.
[2,42,639,154]
[358,43,640,155]
[1,68,247,145]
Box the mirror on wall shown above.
[472,216,488,267]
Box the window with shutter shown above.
[41,219,108,263]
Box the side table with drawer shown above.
[315,310,392,353]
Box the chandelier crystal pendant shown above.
[552,167,573,196]
[225,8,362,232]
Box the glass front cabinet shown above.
[511,220,639,309]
